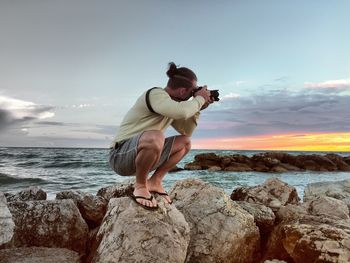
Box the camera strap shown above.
[145,87,161,113]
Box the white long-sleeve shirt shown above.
[110,88,205,147]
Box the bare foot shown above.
[133,186,158,208]
[147,179,172,204]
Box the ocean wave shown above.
[16,161,41,167]
[42,161,108,169]
[0,172,46,185]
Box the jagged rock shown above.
[194,152,220,162]
[0,192,15,246]
[224,162,253,171]
[344,156,350,165]
[89,197,190,263]
[303,179,350,208]
[306,196,349,219]
[96,180,135,201]
[325,154,350,171]
[295,155,337,171]
[56,190,108,228]
[5,199,88,255]
[275,163,301,171]
[264,203,350,262]
[169,179,260,263]
[251,154,280,168]
[231,178,300,211]
[0,247,81,263]
[184,162,202,170]
[5,186,46,202]
[236,201,276,235]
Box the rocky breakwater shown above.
[1,178,350,262]
[184,152,350,172]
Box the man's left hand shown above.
[200,98,214,111]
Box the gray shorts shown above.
[108,132,176,176]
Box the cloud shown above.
[0,95,55,129]
[196,88,350,139]
[304,79,350,89]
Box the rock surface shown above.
[183,152,350,172]
[96,180,134,201]
[56,190,107,228]
[0,192,15,246]
[0,247,81,263]
[231,178,300,211]
[4,199,88,255]
[304,179,350,207]
[4,186,46,202]
[89,197,190,263]
[169,179,260,263]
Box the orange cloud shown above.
[192,132,350,152]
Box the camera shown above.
[194,86,220,101]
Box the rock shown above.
[169,179,260,263]
[264,260,287,263]
[207,166,222,171]
[96,180,134,201]
[305,196,349,220]
[5,199,88,255]
[253,163,270,172]
[236,201,276,235]
[231,178,300,211]
[0,247,81,263]
[194,152,220,162]
[264,203,350,262]
[5,186,46,202]
[224,162,253,171]
[89,197,190,263]
[56,190,107,228]
[269,165,288,173]
[325,153,350,171]
[276,163,302,171]
[0,192,15,246]
[184,162,202,170]
[251,154,280,168]
[344,156,350,165]
[303,179,350,208]
[295,155,337,171]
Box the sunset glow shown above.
[192,133,350,152]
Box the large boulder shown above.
[5,186,46,202]
[325,154,350,171]
[303,179,350,208]
[169,179,260,263]
[264,202,350,262]
[306,196,349,220]
[0,192,15,246]
[295,155,337,171]
[0,247,81,263]
[231,178,300,211]
[56,190,108,228]
[5,199,88,255]
[89,197,190,263]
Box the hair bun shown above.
[166,62,178,78]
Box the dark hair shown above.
[166,62,197,90]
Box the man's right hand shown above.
[194,86,211,102]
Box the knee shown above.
[140,130,165,153]
[179,135,191,152]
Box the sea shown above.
[1,147,350,201]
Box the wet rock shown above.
[0,192,15,246]
[224,162,253,171]
[5,199,88,255]
[56,190,108,228]
[231,178,300,211]
[5,186,46,202]
[0,247,81,263]
[89,197,189,263]
[170,179,260,263]
[325,153,350,171]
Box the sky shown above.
[0,0,350,151]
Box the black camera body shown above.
[194,86,220,101]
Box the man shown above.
[109,62,212,210]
